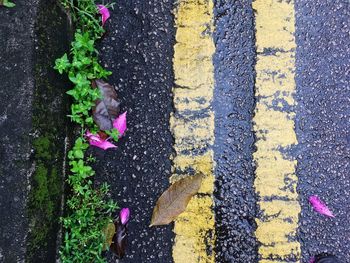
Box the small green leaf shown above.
[66,89,77,99]
[4,3,15,7]
[74,149,84,159]
[105,128,120,142]
[54,53,70,74]
[1,0,15,7]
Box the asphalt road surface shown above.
[295,0,350,262]
[95,0,349,262]
[95,1,175,262]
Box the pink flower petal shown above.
[309,256,316,263]
[113,112,127,137]
[120,208,130,225]
[309,195,335,218]
[89,139,117,150]
[97,4,110,26]
[86,130,117,150]
[86,131,101,142]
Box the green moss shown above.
[26,0,71,261]
[50,167,61,197]
[33,137,51,160]
[33,164,49,203]
[30,161,58,219]
[27,136,62,261]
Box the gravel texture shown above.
[295,1,350,262]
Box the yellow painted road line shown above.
[171,0,215,262]
[253,0,301,261]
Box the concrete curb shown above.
[0,1,71,262]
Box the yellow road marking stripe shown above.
[171,0,215,262]
[253,0,301,261]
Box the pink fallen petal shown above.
[97,4,110,26]
[86,131,101,142]
[86,131,117,150]
[309,256,316,263]
[113,112,127,137]
[90,139,117,150]
[309,195,335,218]
[120,208,130,225]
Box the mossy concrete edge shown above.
[0,0,71,262]
[26,1,72,262]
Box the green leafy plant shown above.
[61,137,117,263]
[55,1,118,262]
[55,30,112,128]
[60,0,113,38]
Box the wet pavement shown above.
[0,0,349,262]
[90,0,350,262]
[295,0,350,261]
[213,0,258,262]
[95,1,175,262]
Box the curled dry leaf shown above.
[92,79,120,131]
[309,195,335,218]
[311,254,340,263]
[150,173,203,226]
[103,222,116,251]
[110,217,127,259]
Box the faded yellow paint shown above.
[171,152,215,195]
[173,196,215,263]
[171,0,215,262]
[253,0,301,261]
[171,113,215,152]
[173,88,212,111]
[255,52,296,103]
[254,0,296,52]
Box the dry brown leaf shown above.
[102,222,115,251]
[150,173,203,226]
[110,218,128,259]
[92,79,120,130]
